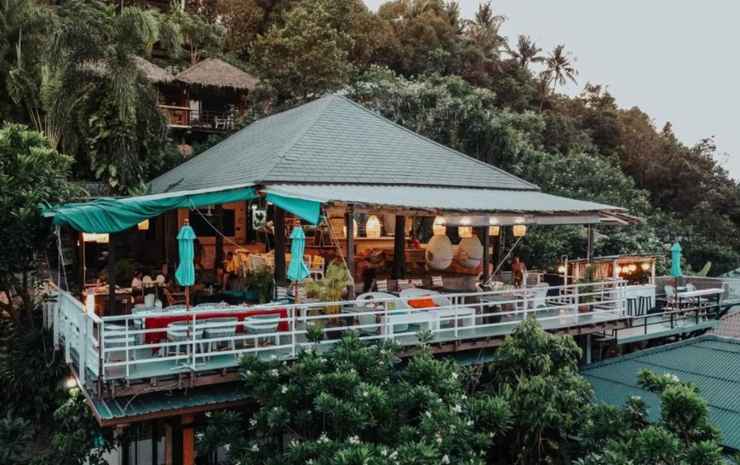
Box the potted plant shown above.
[304,262,353,338]
[244,269,274,304]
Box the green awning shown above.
[265,191,321,225]
[45,185,258,233]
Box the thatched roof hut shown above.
[132,56,175,84]
[175,58,258,91]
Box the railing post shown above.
[191,312,197,370]
[99,321,105,383]
[80,311,88,386]
[290,307,296,358]
[124,319,130,379]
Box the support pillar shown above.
[214,205,224,270]
[478,227,490,283]
[164,422,174,465]
[586,225,594,262]
[107,233,116,315]
[392,215,406,279]
[585,334,592,364]
[346,205,355,288]
[273,207,286,285]
[182,414,195,465]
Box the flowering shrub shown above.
[228,335,512,465]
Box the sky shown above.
[363,0,740,180]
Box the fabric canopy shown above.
[265,192,321,225]
[46,185,258,233]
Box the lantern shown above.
[641,262,650,271]
[137,219,150,231]
[366,215,381,239]
[458,226,473,238]
[557,265,566,274]
[615,265,622,274]
[488,225,500,237]
[432,216,447,236]
[426,235,454,270]
[512,224,527,237]
[458,236,483,269]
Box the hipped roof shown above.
[149,94,539,194]
[175,58,258,90]
[132,56,175,83]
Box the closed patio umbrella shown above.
[671,242,682,278]
[175,220,196,308]
[287,226,310,302]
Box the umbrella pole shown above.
[186,286,190,310]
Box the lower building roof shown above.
[583,335,740,450]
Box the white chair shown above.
[529,283,550,309]
[244,315,280,346]
[399,288,476,331]
[375,279,388,292]
[398,279,414,291]
[432,276,444,288]
[144,293,156,308]
[203,317,238,358]
[165,321,189,358]
[351,292,393,335]
[104,324,136,364]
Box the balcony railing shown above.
[51,281,668,390]
[158,105,237,132]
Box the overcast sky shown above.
[363,0,740,180]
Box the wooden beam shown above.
[392,215,406,279]
[273,207,287,285]
[214,205,224,270]
[107,233,116,315]
[182,414,195,465]
[478,227,490,283]
[346,205,355,291]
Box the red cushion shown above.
[408,297,437,309]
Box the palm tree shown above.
[465,1,508,60]
[540,44,578,90]
[510,34,543,69]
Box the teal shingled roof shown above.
[149,95,538,194]
[583,336,740,450]
[90,383,248,425]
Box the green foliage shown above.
[0,413,33,465]
[244,268,274,303]
[0,124,79,320]
[250,0,354,101]
[227,334,511,465]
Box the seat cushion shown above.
[408,297,437,309]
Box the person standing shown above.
[512,256,527,287]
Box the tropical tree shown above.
[541,44,578,90]
[211,335,512,465]
[0,124,79,323]
[510,34,544,69]
[250,0,354,101]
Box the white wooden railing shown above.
[50,280,646,384]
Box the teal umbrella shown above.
[287,226,310,282]
[175,221,196,307]
[670,242,683,278]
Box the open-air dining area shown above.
[42,95,730,399]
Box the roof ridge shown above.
[335,95,540,191]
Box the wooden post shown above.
[273,207,287,285]
[80,232,86,287]
[346,205,355,283]
[478,227,490,283]
[182,414,195,465]
[164,422,174,465]
[215,205,224,270]
[586,225,594,262]
[392,215,406,279]
[107,233,116,315]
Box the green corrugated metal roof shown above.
[91,383,248,425]
[265,184,624,214]
[149,95,538,194]
[583,336,740,450]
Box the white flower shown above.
[381,448,388,457]
[281,385,288,394]
[289,439,298,448]
[318,433,329,444]
[425,411,432,418]
[451,372,458,380]
[250,443,260,452]
[249,418,257,427]
[270,369,279,377]
[461,394,467,400]
[389,451,398,459]
[452,404,462,413]
[441,454,450,464]
[435,434,442,444]
[466,420,474,426]
[362,391,369,397]
[349,435,360,445]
